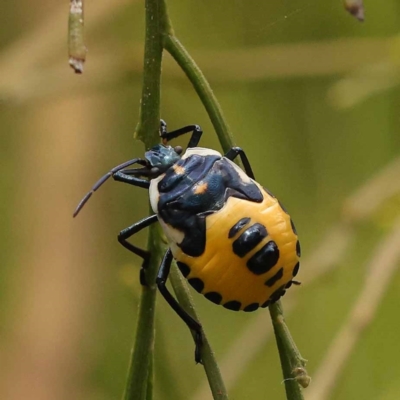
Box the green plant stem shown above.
[135,0,164,145]
[123,225,164,400]
[269,301,310,399]
[123,0,164,398]
[163,34,235,154]
[169,264,228,400]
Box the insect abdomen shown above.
[171,185,300,311]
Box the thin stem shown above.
[269,301,309,399]
[123,226,164,400]
[169,264,228,400]
[135,0,164,146]
[163,34,235,154]
[123,0,164,398]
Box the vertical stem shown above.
[163,34,235,154]
[123,226,164,400]
[123,0,164,398]
[135,0,164,146]
[169,265,228,400]
[269,301,309,399]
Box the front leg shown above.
[224,147,256,179]
[118,214,158,285]
[160,123,203,148]
[113,170,150,189]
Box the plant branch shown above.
[169,264,228,400]
[135,0,164,145]
[163,34,235,154]
[123,0,164,398]
[269,301,309,399]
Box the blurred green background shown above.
[1,1,400,399]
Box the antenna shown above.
[73,158,147,217]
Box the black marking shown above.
[228,217,251,239]
[270,289,286,303]
[261,299,270,308]
[158,154,216,195]
[243,303,259,312]
[263,186,276,198]
[177,261,191,277]
[265,267,284,287]
[188,277,204,293]
[292,262,300,277]
[290,219,297,235]
[157,154,264,257]
[233,223,267,258]
[269,285,286,303]
[296,240,301,257]
[278,200,288,214]
[285,281,293,289]
[223,300,242,311]
[204,292,222,305]
[247,241,280,275]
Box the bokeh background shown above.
[1,1,400,399]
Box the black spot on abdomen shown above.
[246,240,279,275]
[232,223,267,257]
[292,262,300,277]
[243,303,260,312]
[265,267,284,287]
[177,261,191,277]
[188,277,204,293]
[228,217,251,239]
[290,219,297,235]
[223,300,241,311]
[296,240,301,257]
[204,292,222,305]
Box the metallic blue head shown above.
[145,144,181,172]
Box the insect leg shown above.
[224,147,256,179]
[160,123,203,148]
[156,249,203,363]
[113,171,150,188]
[118,214,158,285]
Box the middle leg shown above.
[118,214,158,285]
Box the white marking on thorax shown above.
[181,147,222,160]
[149,174,164,214]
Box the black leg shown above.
[161,124,203,148]
[118,214,158,285]
[113,170,150,189]
[224,147,256,179]
[156,249,203,363]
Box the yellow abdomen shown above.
[169,185,300,312]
